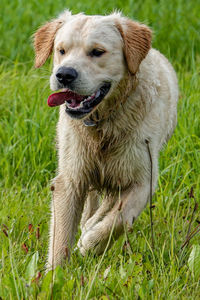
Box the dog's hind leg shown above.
[46,174,86,270]
[80,190,99,230]
[78,193,117,238]
[78,179,157,256]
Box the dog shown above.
[34,10,178,270]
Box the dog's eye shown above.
[59,49,65,55]
[89,49,105,57]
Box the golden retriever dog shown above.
[34,10,178,270]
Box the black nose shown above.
[56,67,78,85]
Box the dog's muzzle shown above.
[47,82,111,119]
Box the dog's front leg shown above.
[46,174,86,270]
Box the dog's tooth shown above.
[65,100,69,107]
[96,90,100,97]
[82,92,97,103]
[86,96,91,102]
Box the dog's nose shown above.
[56,67,78,85]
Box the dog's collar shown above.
[83,109,100,127]
[83,117,97,127]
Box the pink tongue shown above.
[47,91,84,107]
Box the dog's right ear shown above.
[34,20,63,68]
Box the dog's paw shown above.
[80,213,100,236]
[78,208,123,256]
[77,225,109,256]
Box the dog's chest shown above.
[90,139,147,191]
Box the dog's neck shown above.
[70,71,146,152]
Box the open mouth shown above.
[47,83,111,119]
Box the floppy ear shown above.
[116,19,152,74]
[34,20,63,68]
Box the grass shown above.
[0,0,200,298]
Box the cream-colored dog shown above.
[34,10,178,270]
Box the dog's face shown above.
[34,11,151,119]
[50,14,125,118]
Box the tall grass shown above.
[0,0,200,298]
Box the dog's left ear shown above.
[116,19,152,74]
[34,20,63,68]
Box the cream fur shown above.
[34,11,178,270]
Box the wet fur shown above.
[34,10,178,269]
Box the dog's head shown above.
[34,10,152,119]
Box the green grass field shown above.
[0,0,200,298]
